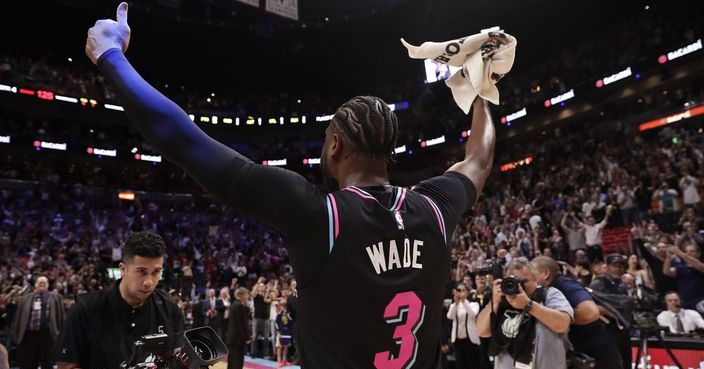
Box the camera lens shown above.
[501,277,520,295]
[189,338,215,361]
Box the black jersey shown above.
[97,51,477,369]
[297,173,475,369]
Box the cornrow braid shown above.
[331,96,399,162]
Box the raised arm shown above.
[447,97,495,202]
[84,4,328,253]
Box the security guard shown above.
[55,232,184,369]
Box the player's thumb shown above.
[116,2,129,26]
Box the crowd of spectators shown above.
[1,0,702,142]
[0,94,702,368]
[0,0,703,367]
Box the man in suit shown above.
[191,292,206,328]
[203,288,224,332]
[226,287,251,369]
[11,276,64,369]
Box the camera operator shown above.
[447,283,482,369]
[588,253,631,369]
[532,256,622,369]
[477,258,573,369]
[55,232,185,369]
[656,291,704,335]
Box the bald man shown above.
[11,277,64,369]
[532,257,622,369]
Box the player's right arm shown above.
[85,3,329,284]
[446,97,495,203]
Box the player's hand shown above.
[85,2,131,65]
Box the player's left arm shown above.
[412,97,492,240]
[446,97,495,204]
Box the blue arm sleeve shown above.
[97,49,328,283]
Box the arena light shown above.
[262,159,287,166]
[388,104,396,111]
[544,89,575,108]
[104,103,124,111]
[420,135,445,148]
[258,118,262,126]
[596,67,632,88]
[134,154,162,163]
[200,116,210,123]
[500,156,534,172]
[290,117,300,123]
[460,130,472,138]
[223,118,233,124]
[188,114,195,121]
[394,145,407,154]
[55,95,78,103]
[280,117,284,125]
[302,158,321,165]
[87,147,117,157]
[500,108,527,124]
[211,116,218,124]
[302,116,307,124]
[37,90,55,101]
[236,117,241,126]
[316,114,334,122]
[19,88,35,96]
[0,84,17,93]
[268,118,278,124]
[0,136,10,144]
[660,39,702,63]
[118,191,136,201]
[392,101,410,111]
[34,140,67,151]
[80,98,97,108]
[246,117,255,125]
[638,105,704,132]
[480,26,503,33]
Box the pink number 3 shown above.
[374,291,426,369]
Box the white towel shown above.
[401,31,517,114]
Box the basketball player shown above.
[85,4,496,368]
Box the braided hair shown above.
[331,96,399,162]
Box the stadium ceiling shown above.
[2,0,650,94]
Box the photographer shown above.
[656,291,704,334]
[446,283,482,369]
[532,257,622,369]
[55,232,185,369]
[477,258,573,369]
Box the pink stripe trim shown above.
[422,195,446,238]
[343,187,378,201]
[393,188,407,211]
[328,194,340,238]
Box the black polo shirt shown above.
[55,280,184,369]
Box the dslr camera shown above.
[475,259,504,279]
[121,326,228,369]
[500,276,525,295]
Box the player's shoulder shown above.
[412,171,476,195]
